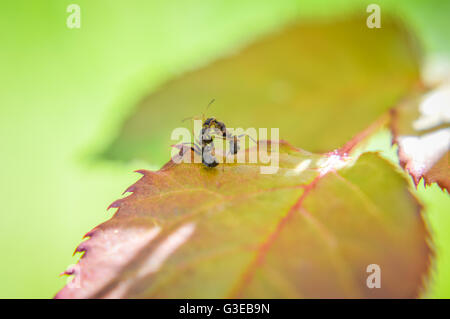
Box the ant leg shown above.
[195,135,202,146]
[213,132,257,144]
[237,133,257,144]
[192,143,202,155]
[181,115,202,123]
[212,135,235,156]
[180,142,201,155]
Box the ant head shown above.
[203,117,216,127]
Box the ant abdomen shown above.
[202,143,219,168]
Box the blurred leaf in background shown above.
[101,16,421,165]
[0,0,449,298]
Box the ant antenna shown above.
[206,99,215,111]
[181,99,216,123]
[202,98,215,119]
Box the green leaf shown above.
[101,16,421,165]
[57,142,431,298]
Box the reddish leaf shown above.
[57,142,431,298]
[390,85,450,192]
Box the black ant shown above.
[181,100,257,168]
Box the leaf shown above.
[390,84,450,192]
[101,16,421,165]
[56,142,431,298]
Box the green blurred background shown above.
[0,0,449,298]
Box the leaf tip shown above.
[107,199,122,210]
[122,185,136,195]
[134,169,150,176]
[73,242,88,256]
